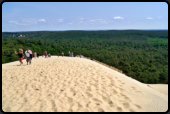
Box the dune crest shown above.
[2,56,168,112]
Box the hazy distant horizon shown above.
[2,29,168,33]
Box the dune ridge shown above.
[89,58,122,73]
[2,56,168,112]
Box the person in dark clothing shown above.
[37,53,39,58]
[15,49,26,65]
[29,50,33,64]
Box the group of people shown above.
[57,52,65,57]
[58,51,74,57]
[15,48,50,65]
[34,52,39,58]
[43,50,51,58]
[15,48,82,65]
[15,48,33,65]
[68,51,74,57]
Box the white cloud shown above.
[146,17,153,19]
[80,18,84,20]
[95,19,103,21]
[107,21,114,23]
[58,19,64,22]
[9,19,38,26]
[78,21,84,23]
[38,19,46,22]
[113,16,123,19]
[68,23,73,24]
[9,21,18,23]
[87,20,96,22]
[23,19,37,24]
[101,20,107,24]
[9,21,29,25]
[96,19,107,24]
[86,19,108,24]
[11,21,29,26]
[157,16,162,18]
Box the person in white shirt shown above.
[25,48,31,65]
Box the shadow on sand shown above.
[13,64,27,66]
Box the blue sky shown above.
[2,2,168,32]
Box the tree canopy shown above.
[2,30,168,84]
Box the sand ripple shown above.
[2,56,168,112]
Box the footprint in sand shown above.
[87,86,91,91]
[5,107,11,112]
[51,100,56,110]
[102,96,108,101]
[131,87,142,93]
[123,102,130,108]
[70,88,76,96]
[39,101,46,111]
[73,92,76,96]
[47,94,53,99]
[131,87,137,90]
[108,83,114,87]
[77,103,83,110]
[86,92,93,98]
[117,107,122,111]
[92,98,102,103]
[129,109,135,112]
[112,89,117,94]
[108,100,114,107]
[86,101,91,107]
[120,93,131,102]
[67,97,73,104]
[98,108,104,112]
[134,104,141,109]
[118,87,124,91]
[136,91,142,93]
[24,97,28,102]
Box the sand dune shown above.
[2,56,168,112]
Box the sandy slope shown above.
[2,56,168,112]
[146,84,168,96]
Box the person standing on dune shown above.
[15,49,26,65]
[37,53,39,58]
[44,50,47,58]
[48,53,51,57]
[29,50,33,64]
[62,52,64,57]
[68,51,70,57]
[34,52,37,58]
[25,48,31,65]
